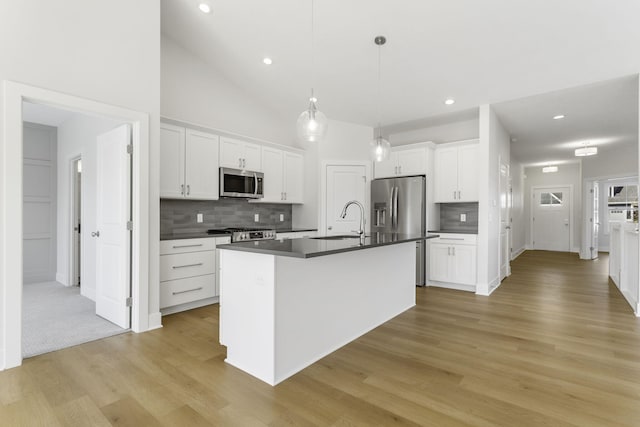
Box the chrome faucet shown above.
[340,200,366,242]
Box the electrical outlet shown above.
[460,213,466,222]
[280,213,284,222]
[196,213,203,223]
[254,213,259,222]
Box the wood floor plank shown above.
[2,250,640,426]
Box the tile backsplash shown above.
[439,202,479,231]
[161,198,292,234]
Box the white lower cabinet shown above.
[429,233,477,291]
[160,236,230,314]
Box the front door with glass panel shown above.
[532,187,571,252]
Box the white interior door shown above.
[591,181,599,259]
[95,124,131,328]
[532,187,571,252]
[325,165,367,235]
[499,161,511,280]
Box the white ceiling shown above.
[495,75,639,166]
[161,0,640,133]
[22,102,77,127]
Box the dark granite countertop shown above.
[428,229,478,235]
[275,228,318,233]
[160,231,229,241]
[217,233,440,259]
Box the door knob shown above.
[328,226,333,230]
[91,231,100,237]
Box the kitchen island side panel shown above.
[273,242,415,384]
[219,250,276,384]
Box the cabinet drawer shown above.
[160,251,215,281]
[431,234,477,245]
[160,238,216,255]
[160,274,215,308]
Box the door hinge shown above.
[127,144,133,155]
[127,221,133,230]
[126,297,132,307]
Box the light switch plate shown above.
[460,213,466,222]
[280,213,284,222]
[254,213,259,222]
[196,213,203,223]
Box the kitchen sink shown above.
[310,235,364,240]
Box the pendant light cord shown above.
[376,40,382,140]
[310,0,315,101]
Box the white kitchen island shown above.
[218,233,437,386]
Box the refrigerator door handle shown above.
[392,186,399,229]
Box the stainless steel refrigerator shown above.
[371,175,426,285]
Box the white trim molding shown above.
[1,81,151,370]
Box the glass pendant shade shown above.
[370,135,391,162]
[297,97,328,143]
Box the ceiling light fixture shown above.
[553,114,565,120]
[370,35,390,163]
[198,2,211,13]
[263,57,273,65]
[296,0,327,143]
[444,98,455,105]
[575,142,597,157]
[542,166,558,173]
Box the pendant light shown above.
[370,35,391,162]
[297,0,328,143]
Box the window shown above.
[540,192,563,206]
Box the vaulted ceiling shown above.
[161,0,640,163]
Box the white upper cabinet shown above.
[220,136,262,171]
[258,147,304,204]
[283,151,304,203]
[434,141,478,203]
[374,145,428,179]
[160,124,186,199]
[160,123,219,200]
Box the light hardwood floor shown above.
[2,251,640,426]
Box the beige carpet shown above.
[22,281,128,358]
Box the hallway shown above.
[1,251,640,426]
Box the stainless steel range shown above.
[208,227,276,242]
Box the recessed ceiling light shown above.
[263,57,273,65]
[444,98,455,105]
[553,114,565,120]
[542,166,558,173]
[198,3,211,13]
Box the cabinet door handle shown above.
[452,247,456,256]
[172,244,203,249]
[172,263,203,269]
[447,247,451,256]
[181,184,185,195]
[186,185,190,195]
[172,286,203,295]
[91,231,100,238]
[458,190,461,199]
[440,237,465,241]
[399,166,402,175]
[453,191,457,200]
[284,192,287,200]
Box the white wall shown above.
[0,0,160,367]
[161,36,295,146]
[582,141,638,179]
[56,114,123,299]
[293,119,374,230]
[524,163,582,252]
[510,158,526,257]
[388,118,479,146]
[477,106,510,295]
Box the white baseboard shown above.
[81,286,96,302]
[511,246,526,260]
[572,246,580,254]
[476,276,501,296]
[147,312,163,331]
[427,281,475,293]
[55,273,68,286]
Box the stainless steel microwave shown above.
[220,167,264,199]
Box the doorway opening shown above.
[71,157,82,287]
[21,102,131,358]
